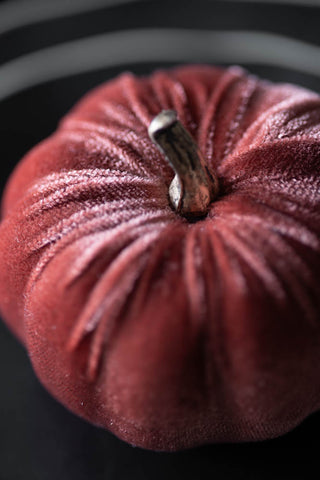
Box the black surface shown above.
[0,0,320,478]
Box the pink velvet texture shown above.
[0,65,320,451]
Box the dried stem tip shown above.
[148,110,218,219]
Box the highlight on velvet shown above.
[0,65,319,451]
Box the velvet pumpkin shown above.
[0,65,320,451]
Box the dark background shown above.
[0,1,319,478]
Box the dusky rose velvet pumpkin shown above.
[0,65,320,451]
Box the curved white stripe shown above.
[0,0,319,37]
[0,28,320,101]
[0,0,138,36]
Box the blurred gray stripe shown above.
[0,28,320,101]
[0,0,319,37]
[0,0,137,35]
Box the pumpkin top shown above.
[0,65,320,450]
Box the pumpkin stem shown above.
[148,110,218,219]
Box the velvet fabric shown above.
[0,65,320,451]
